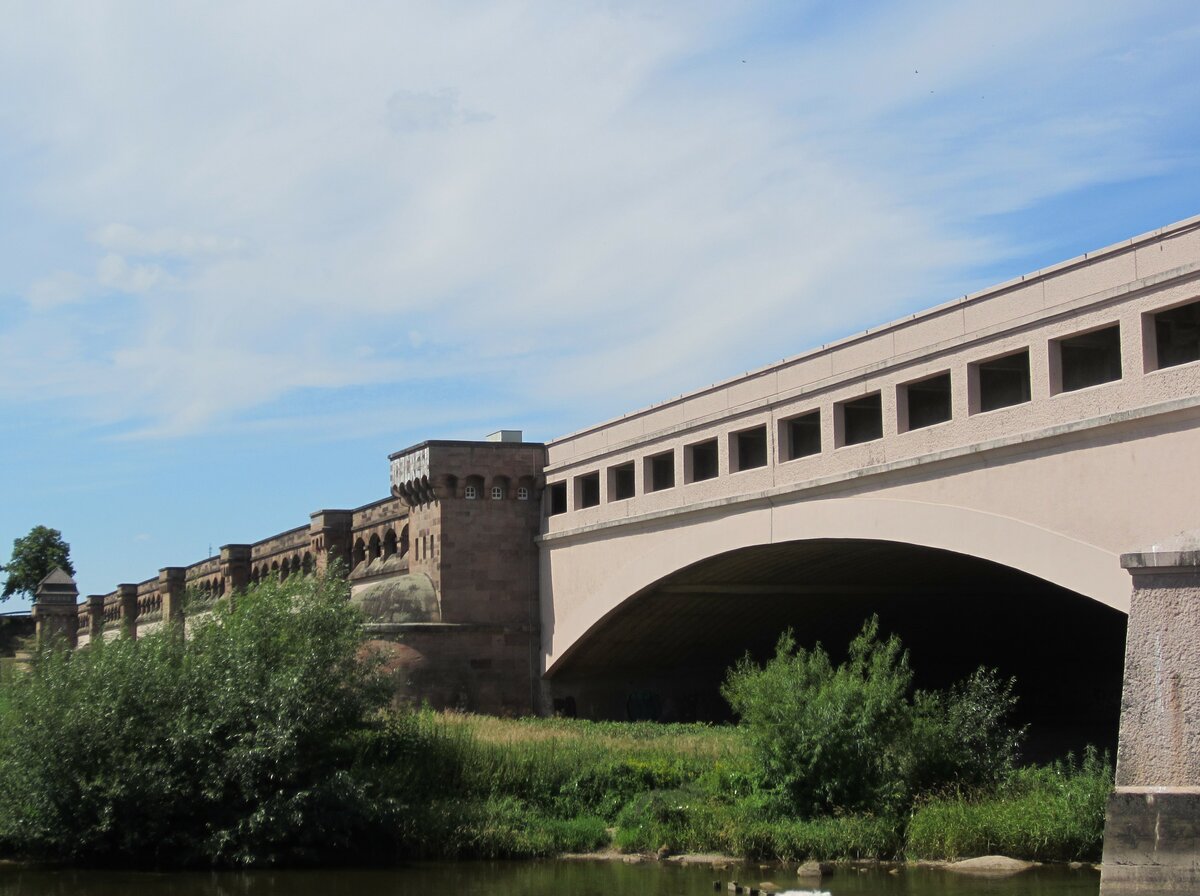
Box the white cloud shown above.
[91,223,246,258]
[96,253,171,294]
[0,1,1196,438]
[385,88,491,134]
[25,271,87,310]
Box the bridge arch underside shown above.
[547,539,1126,761]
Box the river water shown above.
[0,859,1100,896]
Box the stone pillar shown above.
[220,544,252,595]
[116,584,139,638]
[1101,541,1200,893]
[87,594,106,640]
[31,568,79,648]
[158,567,187,624]
[309,510,353,574]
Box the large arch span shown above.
[543,495,1129,679]
[540,498,1130,755]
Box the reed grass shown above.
[377,712,1110,863]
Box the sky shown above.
[2,1,1200,610]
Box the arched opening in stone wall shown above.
[352,538,367,569]
[399,524,410,558]
[383,529,398,558]
[547,539,1126,762]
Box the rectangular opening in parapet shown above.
[1151,299,1200,370]
[902,372,952,431]
[685,438,719,483]
[646,451,675,492]
[608,462,636,501]
[548,482,567,515]
[781,410,821,460]
[576,472,601,508]
[732,425,768,472]
[972,349,1031,413]
[1054,324,1121,393]
[838,392,883,446]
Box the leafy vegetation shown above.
[0,572,392,865]
[721,617,1024,816]
[0,593,1112,866]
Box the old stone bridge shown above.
[33,214,1200,891]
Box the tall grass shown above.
[370,711,1111,863]
[905,749,1113,861]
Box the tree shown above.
[1,526,75,602]
[0,570,394,865]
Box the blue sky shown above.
[3,1,1200,609]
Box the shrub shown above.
[0,572,392,866]
[721,617,1023,816]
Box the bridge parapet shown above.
[543,216,1200,555]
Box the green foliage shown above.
[1,526,74,601]
[0,572,391,865]
[0,602,1108,867]
[721,617,1024,816]
[904,667,1025,796]
[905,748,1114,862]
[736,812,904,861]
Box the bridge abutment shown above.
[1102,542,1200,893]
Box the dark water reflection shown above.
[0,860,1100,896]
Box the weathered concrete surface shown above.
[1101,545,1200,894]
[1103,789,1200,893]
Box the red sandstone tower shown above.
[377,433,546,714]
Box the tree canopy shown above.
[1,526,75,602]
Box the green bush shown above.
[0,572,393,866]
[721,617,1023,816]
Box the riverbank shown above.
[0,579,1111,869]
[376,711,1111,864]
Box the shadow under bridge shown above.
[546,538,1126,762]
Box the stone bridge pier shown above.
[1102,538,1200,893]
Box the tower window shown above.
[577,472,601,508]
[465,485,478,500]
[1054,324,1121,393]
[901,372,952,431]
[646,451,675,491]
[732,425,768,471]
[972,350,1031,413]
[609,462,636,500]
[1152,300,1200,369]
[782,410,821,460]
[548,482,567,515]
[491,485,504,500]
[838,392,883,446]
[685,439,719,483]
[517,486,530,501]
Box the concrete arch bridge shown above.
[535,216,1200,890]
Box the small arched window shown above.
[465,485,478,500]
[491,485,504,500]
[517,486,530,501]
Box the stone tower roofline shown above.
[387,438,546,460]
